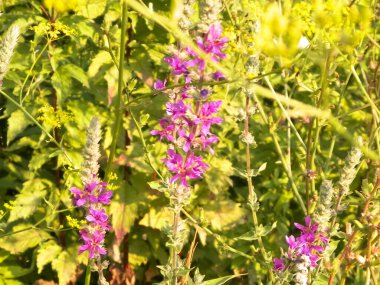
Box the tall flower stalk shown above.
[70,117,112,285]
[152,19,227,284]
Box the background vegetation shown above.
[0,0,379,284]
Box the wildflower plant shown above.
[150,6,228,283]
[0,0,379,284]
[70,117,112,285]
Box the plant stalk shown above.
[105,0,128,179]
[84,264,91,285]
[244,95,274,283]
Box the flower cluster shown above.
[274,216,328,272]
[70,178,112,259]
[151,23,227,189]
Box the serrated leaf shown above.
[37,240,62,274]
[140,207,172,230]
[6,109,32,144]
[8,179,49,222]
[29,149,52,171]
[0,225,51,254]
[51,248,77,285]
[205,158,233,194]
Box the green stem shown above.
[171,211,180,285]
[20,41,50,104]
[84,264,91,285]
[0,89,74,166]
[351,65,380,123]
[253,93,307,214]
[181,209,254,260]
[264,77,306,152]
[105,0,128,179]
[244,95,274,282]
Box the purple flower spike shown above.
[79,231,107,259]
[197,23,228,61]
[71,178,112,260]
[86,208,110,230]
[212,71,225,81]
[151,24,228,194]
[162,149,208,188]
[166,100,189,120]
[151,119,175,142]
[273,258,285,271]
[164,56,189,75]
[274,216,328,272]
[154,79,167,90]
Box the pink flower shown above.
[162,149,208,188]
[197,23,228,61]
[154,79,167,90]
[79,230,107,259]
[166,100,189,120]
[194,101,223,136]
[86,208,111,230]
[273,258,285,271]
[151,119,175,142]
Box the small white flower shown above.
[298,36,310,49]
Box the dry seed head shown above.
[313,180,334,230]
[198,0,222,33]
[293,255,310,285]
[337,137,362,197]
[81,117,101,184]
[0,25,20,82]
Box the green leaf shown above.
[110,181,139,246]
[60,64,89,88]
[6,109,32,144]
[205,158,234,194]
[37,240,62,274]
[204,200,245,231]
[0,251,9,265]
[235,230,258,241]
[139,113,150,126]
[140,207,172,230]
[0,225,51,254]
[51,68,71,106]
[200,274,245,285]
[0,264,31,279]
[147,181,167,192]
[51,248,77,285]
[0,278,23,285]
[76,0,107,19]
[88,50,113,78]
[8,179,49,222]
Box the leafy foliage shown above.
[0,0,379,284]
